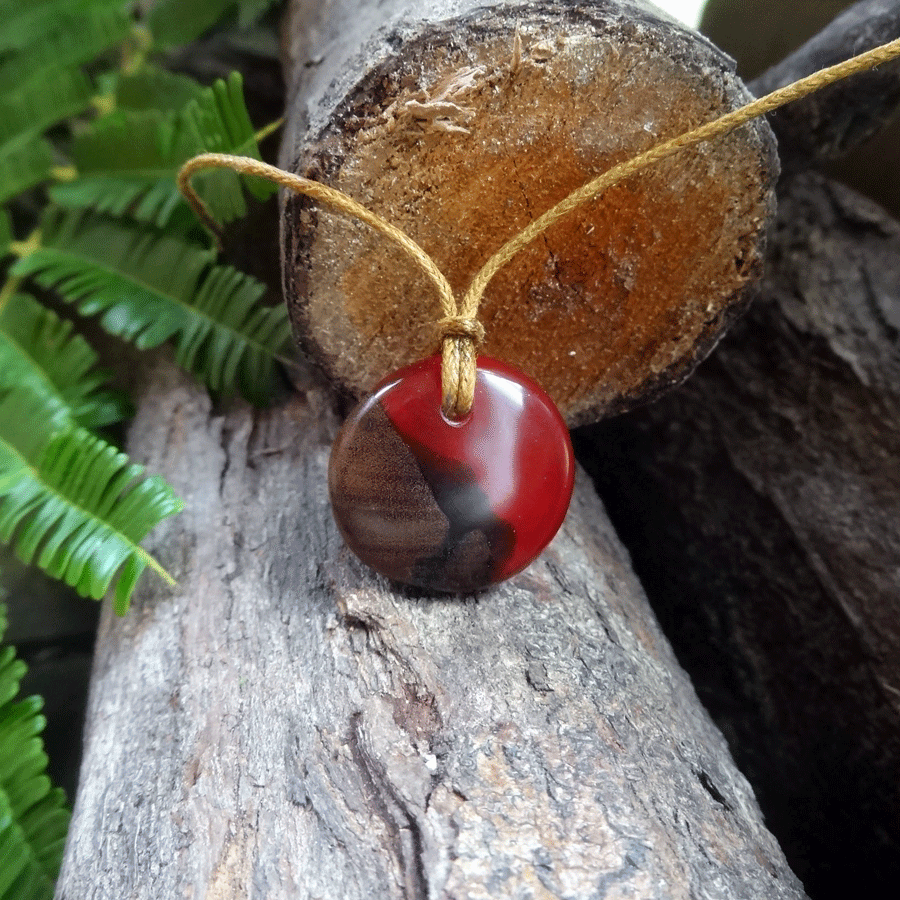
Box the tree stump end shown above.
[282,1,778,424]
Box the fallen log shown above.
[281,0,777,425]
[54,1,808,897]
[55,357,805,899]
[576,172,900,896]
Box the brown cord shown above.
[179,36,900,418]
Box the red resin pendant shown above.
[328,354,574,592]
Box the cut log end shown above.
[282,4,778,425]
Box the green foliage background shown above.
[0,1,284,895]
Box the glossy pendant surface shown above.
[328,354,574,592]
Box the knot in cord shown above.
[436,315,486,345]
[436,316,485,420]
[437,316,485,420]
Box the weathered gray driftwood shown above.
[56,358,805,898]
[577,172,900,895]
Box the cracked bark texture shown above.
[576,172,900,897]
[55,357,805,898]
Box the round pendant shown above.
[328,354,574,592]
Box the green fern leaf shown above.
[0,213,11,255]
[115,67,207,114]
[0,0,123,53]
[182,74,274,199]
[147,0,238,47]
[0,292,131,431]
[0,4,130,96]
[51,72,274,226]
[0,604,70,900]
[170,262,293,401]
[0,389,183,612]
[0,135,54,207]
[48,110,194,227]
[171,72,278,218]
[13,207,217,347]
[13,209,291,402]
[0,68,93,148]
[0,637,23,710]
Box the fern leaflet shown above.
[146,0,278,40]
[0,0,123,53]
[147,0,238,47]
[0,4,129,96]
[12,209,292,403]
[0,603,70,900]
[49,110,196,227]
[0,68,93,148]
[0,135,54,208]
[115,68,206,114]
[0,213,10,255]
[51,72,274,227]
[0,389,183,613]
[0,292,131,431]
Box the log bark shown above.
[54,3,813,896]
[576,172,900,896]
[701,0,900,220]
[749,0,900,172]
[55,357,806,899]
[281,0,777,426]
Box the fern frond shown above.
[173,72,277,212]
[0,292,131,431]
[115,67,206,114]
[0,214,10,255]
[0,604,70,900]
[13,209,291,402]
[0,4,130,96]
[0,68,93,147]
[51,72,274,226]
[191,74,270,186]
[0,390,183,612]
[147,0,237,48]
[48,110,194,227]
[0,135,54,207]
[13,207,216,346]
[0,0,122,53]
[171,263,293,402]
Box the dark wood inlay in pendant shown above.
[328,355,574,592]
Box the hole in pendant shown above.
[440,405,473,428]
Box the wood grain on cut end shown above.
[282,2,778,425]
